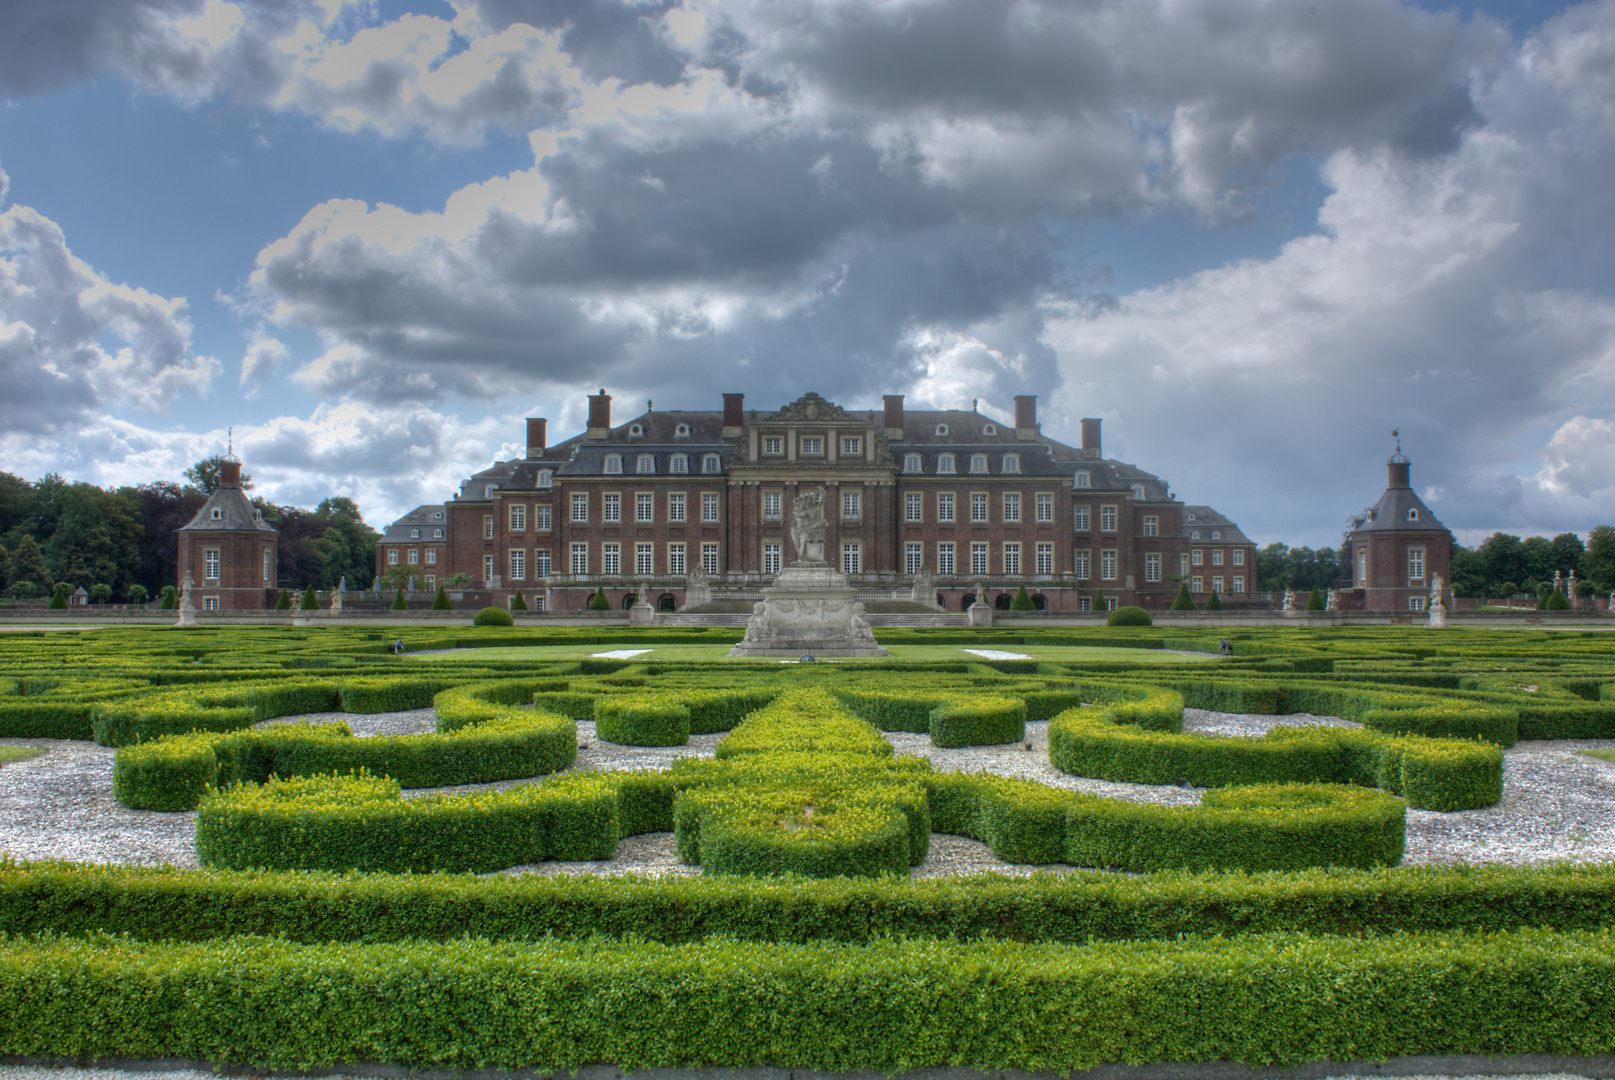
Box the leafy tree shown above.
[1256,543,1291,591]
[1205,589,1223,611]
[8,581,39,599]
[1478,533,1525,595]
[127,584,148,606]
[1305,588,1325,611]
[1583,525,1615,594]
[432,586,452,610]
[587,587,610,611]
[444,572,474,588]
[1448,546,1487,597]
[1171,584,1195,611]
[47,484,141,596]
[1547,532,1587,577]
[275,590,293,611]
[126,481,205,601]
[376,564,416,592]
[391,588,409,611]
[299,585,320,610]
[510,590,528,611]
[7,535,50,593]
[1009,584,1034,610]
[183,456,252,496]
[90,583,112,604]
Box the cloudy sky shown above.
[1,0,1611,547]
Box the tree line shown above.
[1256,529,1615,600]
[0,457,380,603]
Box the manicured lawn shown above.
[1582,749,1615,765]
[407,643,1222,663]
[0,746,43,766]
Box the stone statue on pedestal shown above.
[790,487,828,565]
[1325,588,1339,613]
[328,575,345,614]
[1427,574,1448,629]
[1281,588,1297,616]
[174,571,199,628]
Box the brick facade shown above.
[1344,449,1453,613]
[377,391,1258,612]
[175,459,279,611]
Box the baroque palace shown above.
[375,390,1258,613]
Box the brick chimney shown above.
[586,389,611,439]
[526,418,547,459]
[883,394,904,439]
[723,393,745,437]
[1081,418,1102,456]
[1387,459,1411,489]
[219,460,242,487]
[1014,395,1037,440]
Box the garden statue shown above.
[790,486,828,565]
[1325,588,1339,612]
[1281,589,1297,616]
[1427,574,1448,629]
[174,571,198,628]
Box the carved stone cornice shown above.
[763,392,860,425]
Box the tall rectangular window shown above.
[204,548,220,580]
[408,549,419,564]
[571,494,588,522]
[702,493,720,523]
[763,543,781,574]
[763,492,781,520]
[603,493,621,523]
[1212,549,1224,566]
[425,549,437,564]
[602,543,621,575]
[509,550,525,580]
[535,504,551,531]
[1075,550,1090,579]
[388,549,399,564]
[1408,546,1425,582]
[570,543,588,575]
[667,543,686,576]
[1002,493,1020,523]
[1182,553,1191,575]
[1142,515,1158,537]
[535,549,551,577]
[1232,575,1244,593]
[669,493,686,523]
[1073,506,1090,531]
[263,548,273,584]
[1036,542,1053,575]
[970,493,989,522]
[842,490,861,520]
[970,542,989,575]
[1212,576,1224,594]
[1191,575,1203,592]
[636,543,653,576]
[1232,549,1244,566]
[905,493,922,522]
[483,554,495,582]
[1192,549,1204,566]
[1100,549,1117,580]
[1035,493,1053,523]
[636,493,654,523]
[509,505,526,531]
[1002,542,1021,576]
[938,493,956,523]
[937,542,956,576]
[484,515,495,539]
[700,543,719,575]
[1100,505,1117,531]
[1145,552,1161,582]
[905,542,923,574]
[842,543,861,575]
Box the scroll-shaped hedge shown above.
[829,687,1026,747]
[1047,689,1503,812]
[115,678,578,811]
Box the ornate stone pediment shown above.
[766,393,859,424]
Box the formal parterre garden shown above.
[2,623,1615,1073]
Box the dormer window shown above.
[982,423,997,436]
[628,424,644,438]
[675,424,690,438]
[434,529,443,538]
[1212,530,1221,539]
[433,511,443,519]
[637,454,655,474]
[904,453,922,473]
[211,508,222,520]
[1002,454,1020,474]
[411,529,420,538]
[671,454,688,474]
[934,424,949,436]
[1407,508,1419,521]
[1130,484,1144,500]
[604,455,623,474]
[936,453,956,474]
[1073,471,1090,489]
[702,453,722,474]
[1191,531,1200,540]
[1186,512,1196,522]
[969,454,988,474]
[536,470,553,489]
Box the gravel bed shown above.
[1,709,1612,875]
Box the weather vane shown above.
[1392,428,1401,454]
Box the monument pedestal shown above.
[727,564,889,658]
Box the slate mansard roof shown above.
[1181,506,1252,545]
[178,479,277,534]
[1349,450,1450,536]
[379,505,449,542]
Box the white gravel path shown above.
[1,707,1611,874]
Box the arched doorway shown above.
[657,593,677,612]
[1032,593,1047,611]
[620,593,638,610]
[994,593,1012,610]
[958,592,976,610]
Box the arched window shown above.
[211,508,222,519]
[934,424,949,436]
[703,453,722,474]
[670,454,689,474]
[1407,508,1420,521]
[936,453,956,474]
[536,469,553,488]
[982,423,997,436]
[1073,471,1090,489]
[604,455,623,475]
[628,424,644,437]
[1130,483,1144,499]
[483,485,498,498]
[637,454,655,474]
[904,453,922,473]
[969,454,988,474]
[675,424,690,438]
[1002,454,1020,474]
